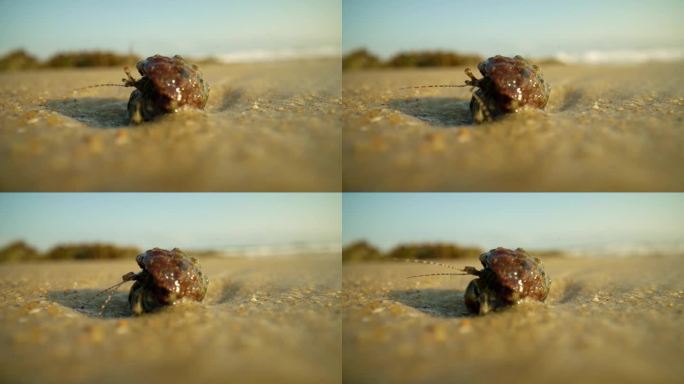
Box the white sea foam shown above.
[554,48,684,64]
[560,241,684,258]
[217,46,340,63]
[213,242,340,257]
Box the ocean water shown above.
[216,46,340,63]
[554,47,683,64]
[557,241,684,258]
[212,242,341,257]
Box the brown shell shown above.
[136,248,208,302]
[479,247,550,302]
[136,55,209,111]
[477,55,550,112]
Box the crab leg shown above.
[470,91,493,122]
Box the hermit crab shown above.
[465,55,550,123]
[404,247,550,315]
[405,55,550,123]
[81,55,210,124]
[123,55,209,124]
[98,248,209,315]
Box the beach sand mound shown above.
[342,256,684,384]
[0,256,341,384]
[343,62,684,191]
[0,59,341,191]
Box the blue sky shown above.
[343,0,684,58]
[0,193,341,251]
[0,0,341,59]
[342,193,684,251]
[3,1,681,60]
[2,193,682,253]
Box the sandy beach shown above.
[343,256,684,384]
[0,59,341,191]
[343,62,684,191]
[0,255,341,384]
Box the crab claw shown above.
[122,271,138,282]
[122,66,137,87]
[464,68,479,86]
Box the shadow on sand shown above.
[48,289,132,318]
[217,87,244,112]
[388,97,472,127]
[45,97,129,128]
[216,281,242,304]
[389,288,471,318]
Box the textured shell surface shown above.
[479,247,550,302]
[477,55,550,112]
[136,247,208,302]
[136,55,209,111]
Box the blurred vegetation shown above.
[530,249,567,259]
[185,249,223,258]
[386,51,482,68]
[44,51,140,68]
[342,240,383,262]
[343,48,566,71]
[0,241,229,262]
[0,49,41,71]
[388,243,483,260]
[343,240,566,263]
[343,240,483,262]
[0,49,216,71]
[0,49,139,71]
[343,48,482,70]
[0,241,41,262]
[0,241,141,262]
[533,57,564,65]
[342,49,382,70]
[45,243,141,260]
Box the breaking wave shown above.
[554,48,684,64]
[217,46,340,63]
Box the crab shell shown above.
[464,247,550,314]
[127,55,210,124]
[468,55,550,123]
[128,248,208,315]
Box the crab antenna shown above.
[94,279,130,298]
[392,258,466,272]
[73,83,128,92]
[98,292,116,316]
[407,272,469,279]
[399,84,469,90]
[93,278,133,316]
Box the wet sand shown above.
[0,256,341,384]
[343,63,684,191]
[343,257,684,384]
[0,59,341,191]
